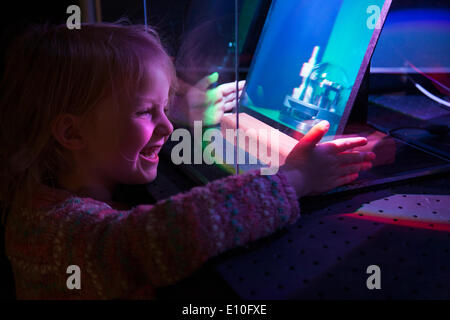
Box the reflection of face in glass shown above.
[176,17,235,86]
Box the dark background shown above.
[1,0,449,76]
[1,0,449,300]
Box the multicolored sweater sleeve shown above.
[5,170,299,299]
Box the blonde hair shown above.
[0,23,177,224]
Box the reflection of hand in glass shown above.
[169,72,245,127]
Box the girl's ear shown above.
[52,114,87,150]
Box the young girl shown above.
[0,23,374,299]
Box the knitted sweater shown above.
[5,170,300,299]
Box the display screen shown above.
[241,0,388,137]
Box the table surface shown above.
[149,151,449,300]
[214,172,450,300]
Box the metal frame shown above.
[337,0,393,135]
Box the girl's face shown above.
[82,66,173,189]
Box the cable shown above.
[414,82,450,110]
[403,73,450,111]
[404,60,450,95]
[393,55,450,108]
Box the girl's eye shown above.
[137,108,153,117]
[136,104,168,117]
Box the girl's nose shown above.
[155,112,174,137]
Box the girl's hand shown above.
[281,121,376,198]
[169,73,245,127]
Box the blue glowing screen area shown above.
[371,8,450,73]
[241,0,387,136]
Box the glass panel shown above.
[100,1,245,177]
[98,1,388,178]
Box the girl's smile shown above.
[139,144,162,163]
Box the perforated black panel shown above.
[216,175,450,299]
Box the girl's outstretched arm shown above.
[5,170,299,299]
